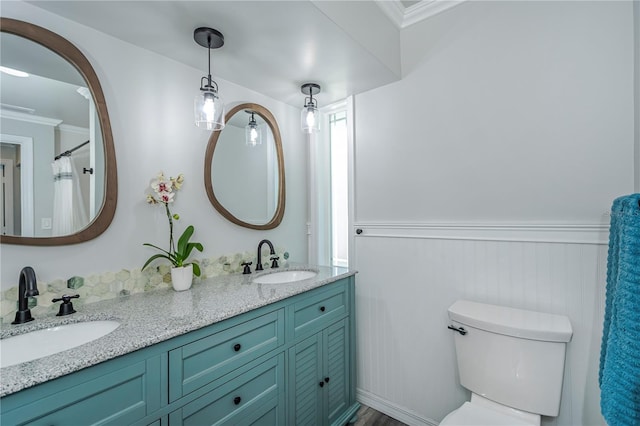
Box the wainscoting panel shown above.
[354,226,608,426]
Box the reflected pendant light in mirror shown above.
[300,83,321,133]
[245,110,262,146]
[194,27,225,131]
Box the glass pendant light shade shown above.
[245,111,262,146]
[300,83,321,134]
[193,27,225,131]
[195,89,225,130]
[301,104,319,133]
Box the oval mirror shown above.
[204,103,285,230]
[0,18,117,246]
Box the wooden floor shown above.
[353,404,408,426]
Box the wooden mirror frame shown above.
[0,18,117,246]
[204,103,285,230]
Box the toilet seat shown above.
[440,402,536,426]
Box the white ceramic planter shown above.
[170,264,193,292]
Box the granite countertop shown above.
[0,264,355,397]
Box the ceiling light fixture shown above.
[0,66,29,78]
[194,27,225,131]
[300,83,321,134]
[245,110,262,147]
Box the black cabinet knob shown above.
[356,228,363,235]
[324,377,330,383]
[319,381,324,388]
[233,343,241,352]
[233,396,242,405]
[319,306,326,312]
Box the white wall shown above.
[0,1,308,288]
[212,124,272,224]
[353,1,635,425]
[635,0,640,192]
[1,117,55,237]
[356,1,634,224]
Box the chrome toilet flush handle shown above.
[447,325,467,335]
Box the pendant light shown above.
[194,27,225,131]
[245,110,262,147]
[300,83,321,133]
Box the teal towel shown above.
[600,193,640,425]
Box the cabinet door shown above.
[288,318,350,426]
[288,333,324,426]
[324,318,350,425]
[1,355,164,426]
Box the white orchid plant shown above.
[142,172,203,276]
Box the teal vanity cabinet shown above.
[0,275,358,426]
[0,351,166,425]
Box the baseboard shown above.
[356,388,439,426]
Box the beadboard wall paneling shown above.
[354,229,608,426]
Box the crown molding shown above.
[0,109,62,127]
[376,0,467,29]
[58,123,89,135]
[403,0,466,28]
[375,1,405,28]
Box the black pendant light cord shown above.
[207,39,212,87]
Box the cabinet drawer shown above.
[170,309,284,401]
[290,283,347,339]
[169,353,284,426]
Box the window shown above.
[308,100,352,268]
[329,111,348,267]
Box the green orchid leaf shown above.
[143,243,172,257]
[143,222,203,272]
[191,262,201,277]
[182,242,204,259]
[177,226,194,255]
[142,253,172,271]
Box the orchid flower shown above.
[142,172,203,277]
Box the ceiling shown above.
[23,1,464,108]
[1,31,90,126]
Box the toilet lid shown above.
[440,402,536,426]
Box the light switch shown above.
[41,218,52,229]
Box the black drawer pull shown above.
[324,377,330,383]
[319,306,326,312]
[233,343,241,352]
[319,381,324,388]
[233,396,242,405]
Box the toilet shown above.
[442,300,573,426]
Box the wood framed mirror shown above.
[204,103,285,230]
[0,18,117,246]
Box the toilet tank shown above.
[448,300,573,417]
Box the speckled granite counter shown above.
[0,265,355,397]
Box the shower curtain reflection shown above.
[52,156,88,236]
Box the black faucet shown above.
[12,266,39,325]
[256,239,277,271]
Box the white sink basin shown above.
[0,320,120,368]
[253,270,318,284]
